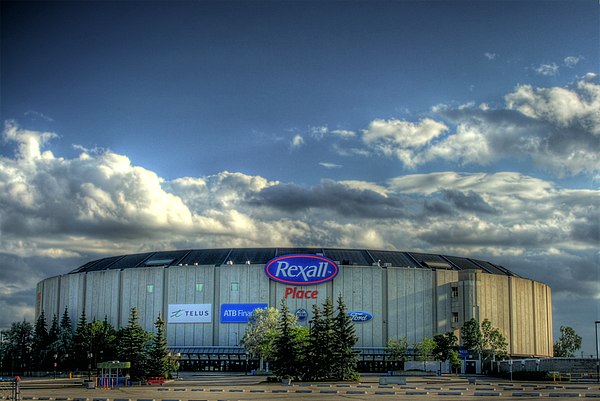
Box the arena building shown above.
[36,247,553,372]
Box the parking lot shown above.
[8,374,600,401]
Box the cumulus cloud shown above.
[0,123,597,349]
[361,118,448,167]
[355,78,600,177]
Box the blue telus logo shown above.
[265,254,339,286]
[348,311,373,322]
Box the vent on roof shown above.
[423,261,452,269]
[145,259,174,266]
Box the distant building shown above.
[37,247,553,372]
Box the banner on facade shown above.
[220,303,268,323]
[167,304,212,323]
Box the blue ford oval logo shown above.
[265,254,339,286]
[348,311,373,322]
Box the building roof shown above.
[68,248,519,277]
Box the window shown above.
[196,283,204,293]
[231,282,239,292]
[451,286,459,298]
[147,284,154,293]
[452,312,459,324]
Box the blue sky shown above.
[1,1,598,355]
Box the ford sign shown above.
[265,254,339,286]
[348,311,373,322]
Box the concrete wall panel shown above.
[166,265,215,346]
[85,270,121,327]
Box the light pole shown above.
[595,321,600,383]
[87,351,93,381]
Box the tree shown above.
[332,294,359,381]
[3,321,33,375]
[433,331,457,361]
[148,315,171,378]
[307,298,336,380]
[116,307,152,381]
[32,310,50,371]
[554,326,582,357]
[386,337,409,365]
[55,307,75,371]
[414,337,436,371]
[241,307,279,370]
[481,319,508,360]
[73,310,92,372]
[461,318,483,353]
[448,349,462,374]
[48,314,59,353]
[95,317,117,362]
[272,300,302,379]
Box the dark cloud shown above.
[248,180,409,219]
[441,189,497,214]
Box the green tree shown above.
[433,331,457,361]
[385,337,408,365]
[333,294,359,381]
[57,307,75,371]
[448,349,462,374]
[554,326,582,357]
[48,314,59,353]
[461,318,483,353]
[306,299,336,381]
[90,317,117,364]
[116,307,152,381]
[148,315,170,378]
[73,310,92,372]
[481,319,508,360]
[3,320,33,375]
[240,307,279,370]
[32,310,50,371]
[273,300,302,379]
[414,337,436,371]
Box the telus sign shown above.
[265,254,339,286]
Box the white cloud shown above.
[291,134,304,148]
[361,118,448,167]
[484,52,497,60]
[319,162,342,169]
[534,62,559,76]
[0,123,597,350]
[331,129,356,138]
[564,55,583,68]
[354,78,600,176]
[505,80,600,134]
[339,180,389,197]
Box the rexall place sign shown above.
[168,304,212,323]
[265,254,339,286]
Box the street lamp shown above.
[595,321,600,383]
[87,351,93,381]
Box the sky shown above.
[0,0,598,356]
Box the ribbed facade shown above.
[36,248,553,358]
